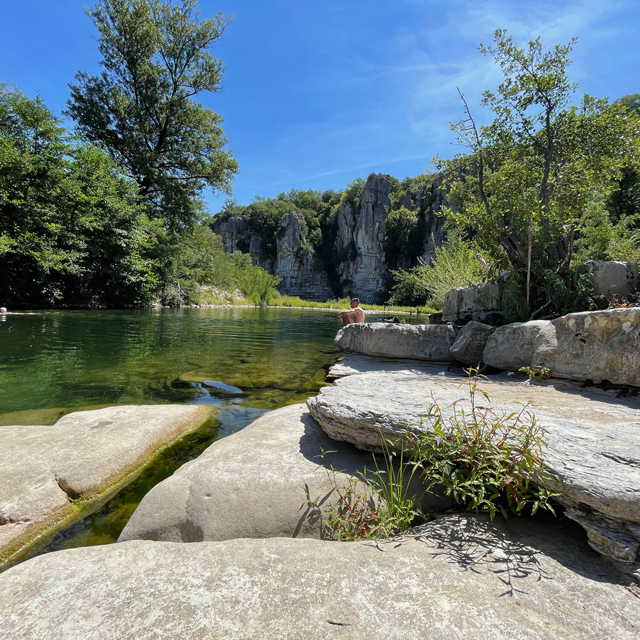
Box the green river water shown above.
[0,307,425,556]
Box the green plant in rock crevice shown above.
[409,370,556,520]
[304,442,427,542]
[306,370,555,542]
[518,366,552,382]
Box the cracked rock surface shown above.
[307,356,640,565]
[1,514,639,640]
[0,404,213,571]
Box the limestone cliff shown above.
[213,172,448,303]
[275,213,334,300]
[334,174,391,300]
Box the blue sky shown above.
[1,0,639,213]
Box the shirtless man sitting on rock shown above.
[338,298,365,326]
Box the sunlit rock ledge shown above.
[1,515,638,640]
[0,404,213,571]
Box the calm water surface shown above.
[0,307,425,555]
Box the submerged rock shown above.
[307,368,640,563]
[335,322,457,361]
[1,514,638,639]
[0,404,213,571]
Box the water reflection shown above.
[0,307,347,433]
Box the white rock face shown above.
[275,213,334,300]
[0,404,213,571]
[216,216,273,272]
[483,309,640,387]
[213,173,452,304]
[584,260,639,299]
[335,174,392,301]
[2,514,639,640]
[335,322,457,361]
[307,367,640,563]
[119,405,374,543]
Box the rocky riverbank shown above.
[0,404,213,571]
[1,311,640,638]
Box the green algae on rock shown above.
[0,404,214,572]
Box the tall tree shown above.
[66,0,238,231]
[437,30,640,313]
[0,86,158,307]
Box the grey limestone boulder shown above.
[120,404,374,543]
[0,404,213,571]
[449,320,495,366]
[307,368,640,564]
[583,260,639,299]
[482,320,551,371]
[1,514,638,640]
[534,308,640,387]
[442,282,505,323]
[483,308,640,387]
[335,322,457,361]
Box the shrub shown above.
[388,234,481,308]
[305,444,426,541]
[408,370,556,519]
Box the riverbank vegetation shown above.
[429,32,640,316]
[2,5,639,314]
[306,371,555,541]
[0,0,277,310]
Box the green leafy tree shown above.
[437,30,640,313]
[384,206,423,258]
[0,86,157,307]
[66,0,238,231]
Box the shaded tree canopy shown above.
[66,0,238,231]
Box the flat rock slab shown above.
[0,404,213,571]
[307,369,640,563]
[335,322,457,361]
[119,404,450,543]
[1,514,639,639]
[328,352,454,380]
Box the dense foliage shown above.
[388,235,482,307]
[0,1,283,309]
[0,86,159,307]
[434,30,640,314]
[0,86,267,308]
[66,0,238,231]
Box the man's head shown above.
[350,298,359,308]
[0,307,6,314]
